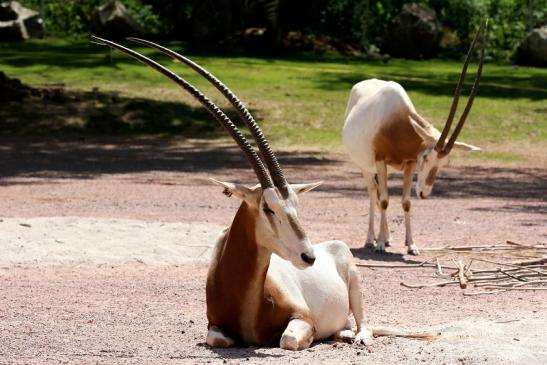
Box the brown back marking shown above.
[373,110,427,170]
[206,200,309,346]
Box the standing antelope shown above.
[343,21,487,255]
[91,36,377,350]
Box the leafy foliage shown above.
[21,0,163,36]
[18,0,547,61]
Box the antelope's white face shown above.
[211,179,322,269]
[415,148,449,199]
[410,117,481,200]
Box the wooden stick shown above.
[466,265,545,275]
[481,280,547,288]
[400,280,457,289]
[463,289,507,296]
[470,273,542,284]
[436,258,444,276]
[472,258,546,275]
[507,240,547,249]
[500,269,528,282]
[464,259,474,278]
[456,260,468,289]
[480,287,547,291]
[421,244,546,252]
[356,257,447,269]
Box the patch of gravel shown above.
[0,217,223,266]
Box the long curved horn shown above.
[443,19,487,154]
[435,19,487,153]
[91,36,274,189]
[126,37,288,191]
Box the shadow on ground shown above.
[1,133,545,204]
[0,87,248,136]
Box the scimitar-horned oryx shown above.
[343,20,487,256]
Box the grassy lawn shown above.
[1,38,546,166]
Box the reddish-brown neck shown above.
[206,202,271,341]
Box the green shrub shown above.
[21,0,163,37]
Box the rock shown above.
[0,1,44,41]
[384,3,442,59]
[515,26,547,67]
[90,0,146,39]
[0,71,32,102]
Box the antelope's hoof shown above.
[407,245,420,256]
[206,327,234,348]
[334,329,355,343]
[375,247,386,254]
[280,333,299,351]
[364,241,375,249]
[384,241,392,247]
[355,329,373,346]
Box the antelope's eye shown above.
[263,205,275,215]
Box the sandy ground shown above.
[1,137,546,364]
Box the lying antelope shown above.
[92,36,437,350]
[91,36,376,350]
[343,21,487,255]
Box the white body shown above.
[343,79,417,173]
[268,242,351,340]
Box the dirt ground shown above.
[1,136,546,364]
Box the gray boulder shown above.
[515,26,547,67]
[90,0,145,39]
[0,1,44,41]
[384,3,442,59]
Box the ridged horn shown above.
[126,37,288,191]
[443,19,488,154]
[435,18,488,154]
[91,35,274,189]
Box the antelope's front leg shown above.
[280,318,314,351]
[402,162,419,255]
[375,161,389,253]
[348,265,373,345]
[206,325,234,348]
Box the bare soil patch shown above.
[0,137,546,364]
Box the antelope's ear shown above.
[209,178,254,199]
[452,141,481,152]
[409,117,436,146]
[290,181,323,195]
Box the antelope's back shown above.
[342,79,415,172]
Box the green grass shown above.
[1,38,546,165]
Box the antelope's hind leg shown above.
[279,318,314,351]
[206,326,234,348]
[363,171,377,249]
[374,161,390,254]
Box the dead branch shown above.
[400,280,457,289]
[462,289,507,296]
[472,258,546,275]
[456,260,468,289]
[421,244,547,252]
[479,287,547,291]
[356,257,453,269]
